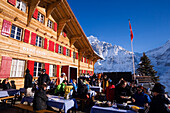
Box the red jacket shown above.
[106,85,115,101]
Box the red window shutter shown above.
[81,57,83,62]
[76,53,78,59]
[45,63,49,75]
[87,59,89,63]
[63,32,67,37]
[33,9,38,19]
[57,65,60,77]
[63,47,66,55]
[55,43,59,53]
[54,22,57,32]
[84,58,86,63]
[0,56,12,78]
[24,29,30,43]
[30,32,36,45]
[44,38,48,49]
[8,0,16,6]
[82,70,83,73]
[49,40,54,52]
[70,50,72,57]
[1,20,12,37]
[27,60,34,77]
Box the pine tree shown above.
[137,52,158,82]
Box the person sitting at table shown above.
[106,80,115,102]
[33,84,48,111]
[85,79,90,91]
[2,78,11,90]
[148,83,170,113]
[96,79,102,87]
[115,80,132,103]
[132,86,151,107]
[91,78,97,86]
[10,80,16,89]
[77,78,89,99]
[54,80,67,96]
[72,79,77,92]
[64,83,73,99]
[38,69,51,86]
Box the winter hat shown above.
[152,83,165,94]
[26,68,30,73]
[42,69,46,72]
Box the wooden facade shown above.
[0,0,102,89]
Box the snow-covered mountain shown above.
[88,35,170,93]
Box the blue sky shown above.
[67,0,170,52]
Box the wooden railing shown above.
[136,76,153,83]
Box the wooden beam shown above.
[69,35,82,46]
[46,0,63,18]
[57,17,71,40]
[27,0,40,26]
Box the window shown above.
[66,49,70,56]
[58,45,63,54]
[36,35,43,47]
[73,52,76,59]
[49,65,56,77]
[10,25,23,41]
[16,0,26,13]
[47,19,53,29]
[33,62,43,77]
[10,59,25,77]
[37,12,44,23]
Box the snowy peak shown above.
[87,35,170,93]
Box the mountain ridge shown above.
[88,35,170,93]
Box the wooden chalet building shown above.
[0,0,101,89]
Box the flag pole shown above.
[131,39,136,80]
[129,19,136,80]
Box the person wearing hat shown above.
[148,83,170,113]
[38,69,51,86]
[132,85,151,107]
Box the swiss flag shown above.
[129,20,134,41]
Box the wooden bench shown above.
[0,96,15,106]
[14,104,56,113]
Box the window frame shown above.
[10,24,23,41]
[35,35,43,48]
[33,62,43,77]
[47,19,54,29]
[49,64,56,77]
[16,0,27,13]
[10,59,25,77]
[37,12,45,24]
[58,45,63,54]
[66,49,70,56]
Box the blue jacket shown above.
[133,92,151,107]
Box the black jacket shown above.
[38,73,50,86]
[3,83,11,90]
[115,84,132,103]
[33,89,48,111]
[148,94,170,113]
[24,73,33,89]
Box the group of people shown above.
[1,68,169,113]
[0,78,16,90]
